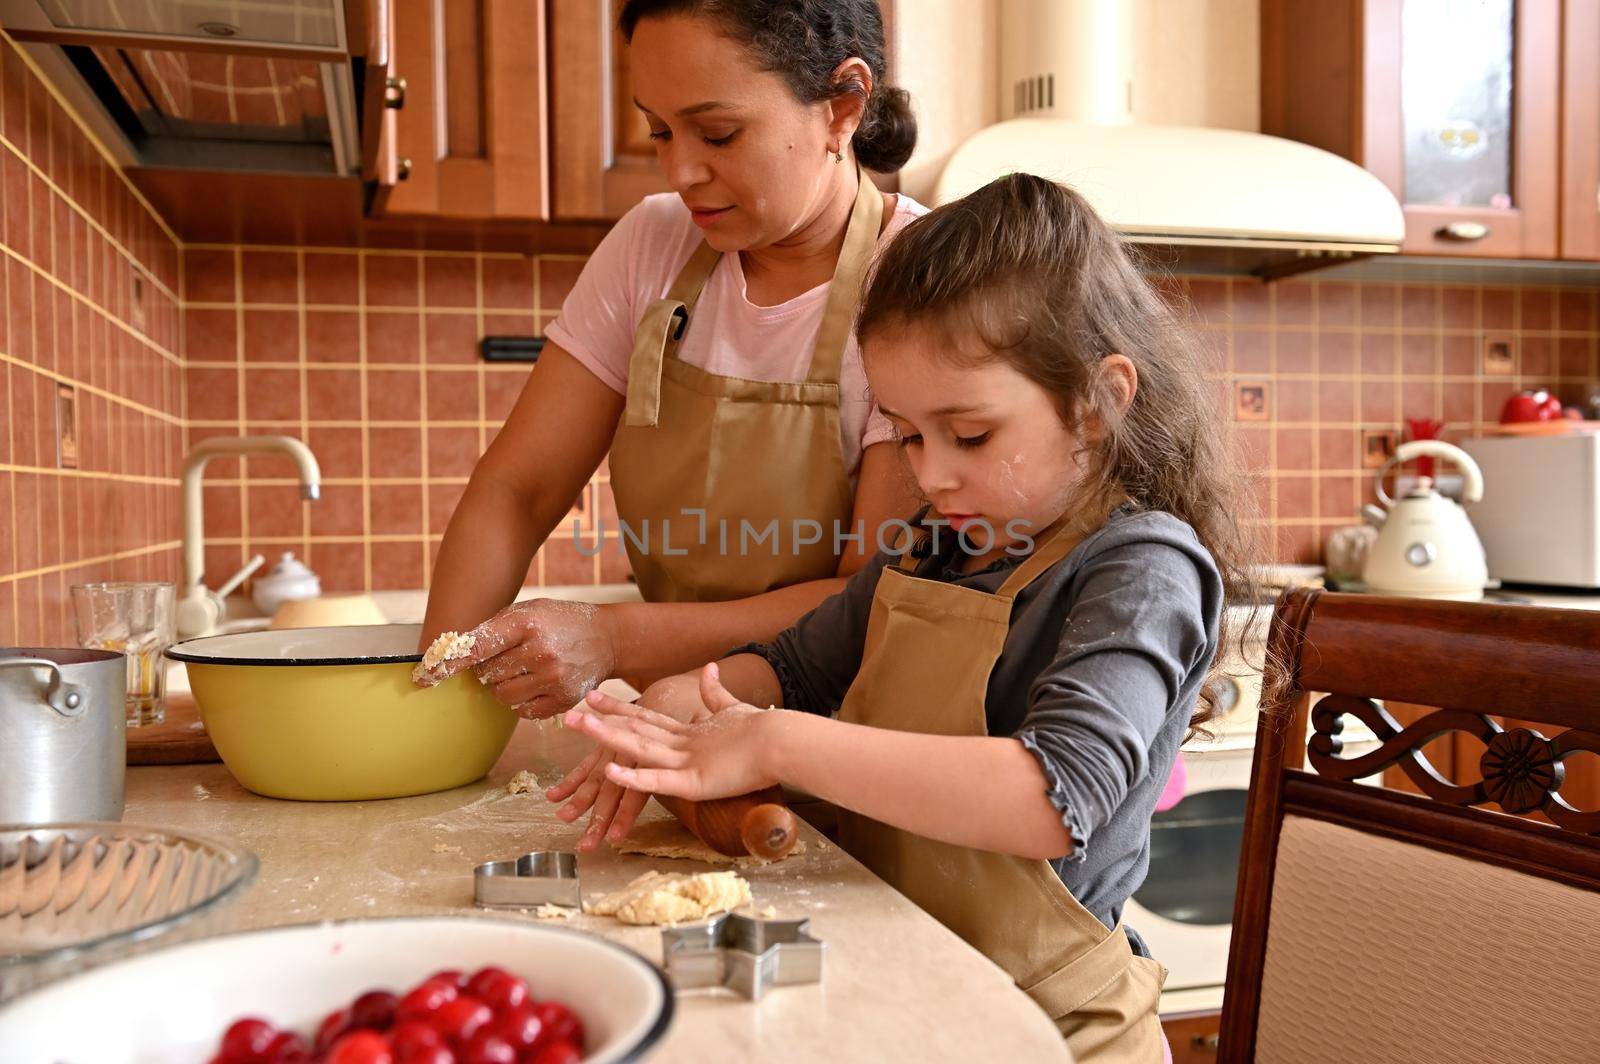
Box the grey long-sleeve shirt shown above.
[730,505,1223,955]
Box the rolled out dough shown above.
[583,870,752,926]
[612,817,807,868]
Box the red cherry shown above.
[487,1007,542,1052]
[264,1030,309,1062]
[464,967,508,996]
[527,1042,581,1064]
[396,1047,456,1064]
[398,978,460,1021]
[467,971,528,1015]
[352,989,401,1030]
[426,968,468,990]
[391,1021,445,1054]
[316,1008,355,1052]
[325,1030,396,1064]
[221,1017,277,1062]
[432,996,494,1044]
[532,1003,583,1051]
[460,1032,518,1064]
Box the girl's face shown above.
[629,15,852,253]
[864,326,1093,558]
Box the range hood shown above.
[0,0,359,176]
[934,0,1405,279]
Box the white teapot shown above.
[1361,441,1488,600]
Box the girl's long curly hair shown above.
[856,173,1269,736]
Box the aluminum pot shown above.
[0,649,127,823]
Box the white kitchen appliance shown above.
[1361,441,1488,600]
[935,0,1405,278]
[1462,432,1600,589]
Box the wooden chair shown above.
[1218,589,1600,1063]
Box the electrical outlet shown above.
[130,270,147,334]
[55,382,78,469]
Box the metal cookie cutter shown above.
[473,851,581,910]
[661,911,824,1001]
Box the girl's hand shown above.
[543,672,711,851]
[414,599,617,720]
[564,663,779,801]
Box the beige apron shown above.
[836,521,1168,1061]
[607,171,884,603]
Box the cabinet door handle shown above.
[385,76,407,110]
[1436,221,1490,241]
[397,158,413,182]
[1192,1032,1220,1052]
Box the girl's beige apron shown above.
[607,172,884,603]
[835,521,1168,1060]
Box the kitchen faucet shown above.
[178,435,322,638]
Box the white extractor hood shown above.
[934,0,1405,279]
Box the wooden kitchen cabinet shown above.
[547,0,674,221]
[1262,0,1561,259]
[369,0,550,220]
[1560,0,1600,259]
[1162,1010,1221,1063]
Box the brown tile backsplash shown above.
[0,38,182,648]
[6,29,1600,647]
[179,240,587,594]
[1180,276,1599,563]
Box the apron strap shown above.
[621,242,722,427]
[808,168,885,385]
[994,519,1083,602]
[665,240,723,314]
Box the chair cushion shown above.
[1255,814,1600,1063]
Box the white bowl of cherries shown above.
[0,917,674,1064]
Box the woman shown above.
[418,0,924,847]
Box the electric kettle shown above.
[1361,440,1488,600]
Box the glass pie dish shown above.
[0,822,257,1002]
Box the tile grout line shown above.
[359,252,372,590]
[299,248,312,570]
[232,246,247,583]
[0,540,183,585]
[418,255,432,586]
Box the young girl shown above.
[565,173,1259,1060]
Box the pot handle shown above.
[0,657,89,718]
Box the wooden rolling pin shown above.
[656,786,798,860]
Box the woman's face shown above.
[629,14,850,252]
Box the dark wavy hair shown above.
[857,173,1269,736]
[619,0,917,173]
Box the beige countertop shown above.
[124,716,1069,1062]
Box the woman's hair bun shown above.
[855,85,917,173]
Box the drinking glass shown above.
[70,581,176,726]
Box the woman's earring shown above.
[832,148,844,163]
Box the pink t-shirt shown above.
[547,191,928,477]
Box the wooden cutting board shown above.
[126,692,220,765]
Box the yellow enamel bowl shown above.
[166,624,514,801]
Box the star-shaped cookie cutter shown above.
[660,911,824,1001]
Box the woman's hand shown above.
[414,599,617,720]
[564,663,780,802]
[543,672,712,851]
